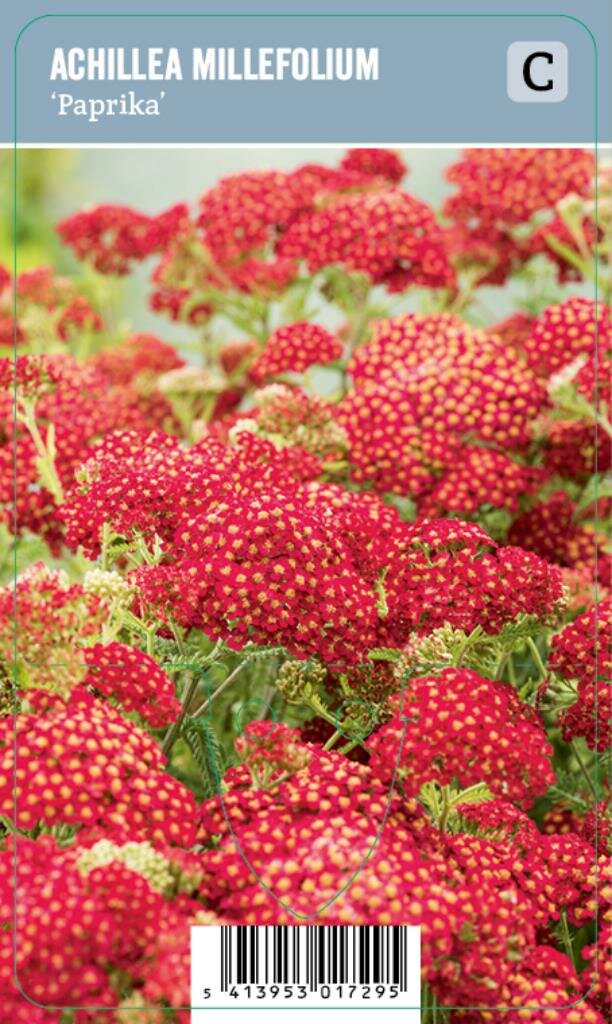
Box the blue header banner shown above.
[5,2,611,144]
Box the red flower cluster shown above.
[91,331,183,384]
[508,491,611,588]
[196,151,411,266]
[575,344,612,406]
[64,422,564,664]
[0,690,198,842]
[337,312,547,511]
[223,255,299,296]
[521,296,610,378]
[89,331,185,432]
[197,170,300,262]
[444,149,594,226]
[529,212,602,283]
[1,352,170,553]
[170,489,380,663]
[0,264,103,348]
[81,642,182,727]
[442,221,530,286]
[57,202,189,274]
[378,518,564,642]
[548,599,612,750]
[0,833,203,1014]
[0,561,106,693]
[491,311,535,351]
[195,724,600,1011]
[219,337,259,374]
[340,147,408,183]
[235,720,311,784]
[0,351,69,397]
[228,384,348,459]
[580,857,612,1018]
[337,379,457,495]
[62,428,319,558]
[417,446,544,517]
[367,667,554,807]
[543,419,610,482]
[279,188,455,291]
[442,150,595,288]
[248,322,343,383]
[348,313,546,445]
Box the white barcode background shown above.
[191,924,421,1014]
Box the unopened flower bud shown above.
[83,568,132,606]
[276,659,327,704]
[77,838,176,894]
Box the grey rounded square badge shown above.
[507,41,568,102]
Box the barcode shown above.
[221,924,411,990]
[191,924,421,1011]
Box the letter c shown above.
[523,51,554,91]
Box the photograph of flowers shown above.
[0,145,609,1021]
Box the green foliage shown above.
[544,774,590,813]
[237,644,291,663]
[450,782,494,807]
[182,717,227,800]
[367,647,402,663]
[576,472,612,519]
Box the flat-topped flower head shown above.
[278,188,455,292]
[347,312,547,448]
[339,148,408,183]
[523,297,611,378]
[57,202,189,274]
[366,667,555,807]
[444,148,594,225]
[197,170,298,262]
[0,695,198,842]
[548,599,612,750]
[248,322,343,384]
[82,642,181,728]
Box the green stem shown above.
[421,982,442,1024]
[337,283,372,396]
[571,740,596,799]
[347,287,372,353]
[374,568,389,618]
[307,694,341,731]
[100,522,112,571]
[145,627,157,658]
[338,736,370,757]
[168,618,187,658]
[508,653,517,687]
[161,670,200,756]
[453,625,483,669]
[447,272,480,315]
[545,234,592,280]
[526,636,547,682]
[18,400,64,504]
[322,729,343,751]
[161,637,225,753]
[190,661,247,720]
[594,412,612,440]
[559,909,576,971]
[494,653,509,681]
